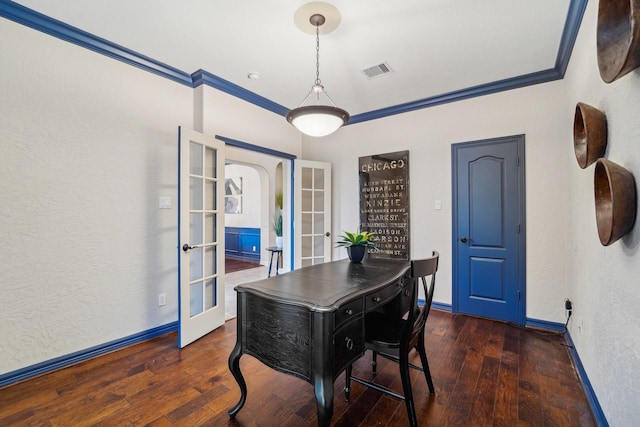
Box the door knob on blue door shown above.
[460,237,468,243]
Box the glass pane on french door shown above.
[188,144,217,316]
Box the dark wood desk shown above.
[228,258,411,426]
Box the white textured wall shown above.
[224,164,261,228]
[564,2,640,425]
[0,18,300,376]
[302,80,571,322]
[0,19,191,373]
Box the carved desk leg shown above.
[313,313,334,427]
[227,341,246,418]
[314,373,334,427]
[229,293,246,418]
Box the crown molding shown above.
[0,1,192,86]
[192,70,288,116]
[1,0,588,124]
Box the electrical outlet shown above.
[563,299,573,331]
[158,293,167,306]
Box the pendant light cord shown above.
[293,14,339,108]
[315,24,321,87]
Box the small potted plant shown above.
[336,229,377,263]
[273,190,284,248]
[272,213,283,248]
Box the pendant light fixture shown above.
[286,13,349,137]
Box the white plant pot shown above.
[275,236,283,248]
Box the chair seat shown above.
[365,311,406,349]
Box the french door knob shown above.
[325,232,331,237]
[460,237,468,243]
[182,243,195,252]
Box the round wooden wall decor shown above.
[594,159,637,246]
[597,0,640,83]
[574,103,607,169]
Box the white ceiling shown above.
[11,0,574,118]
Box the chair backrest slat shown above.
[405,251,439,345]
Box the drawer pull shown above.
[404,289,410,296]
[345,337,354,350]
[344,309,353,315]
[372,297,381,302]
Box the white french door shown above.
[294,160,332,268]
[178,127,226,348]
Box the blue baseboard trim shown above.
[525,317,566,332]
[430,301,452,312]
[564,332,609,426]
[0,321,178,388]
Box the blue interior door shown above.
[452,135,525,324]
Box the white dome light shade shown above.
[286,105,350,137]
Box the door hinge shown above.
[517,291,521,301]
[516,157,520,166]
[517,224,521,234]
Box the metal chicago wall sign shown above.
[358,150,410,260]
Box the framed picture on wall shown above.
[225,177,242,214]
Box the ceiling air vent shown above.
[361,62,394,79]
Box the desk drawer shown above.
[244,295,312,380]
[334,299,363,328]
[333,319,364,376]
[365,279,404,311]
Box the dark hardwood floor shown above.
[225,258,261,274]
[0,310,596,426]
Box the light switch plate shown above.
[159,196,172,209]
[434,200,442,210]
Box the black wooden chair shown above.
[344,251,439,427]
